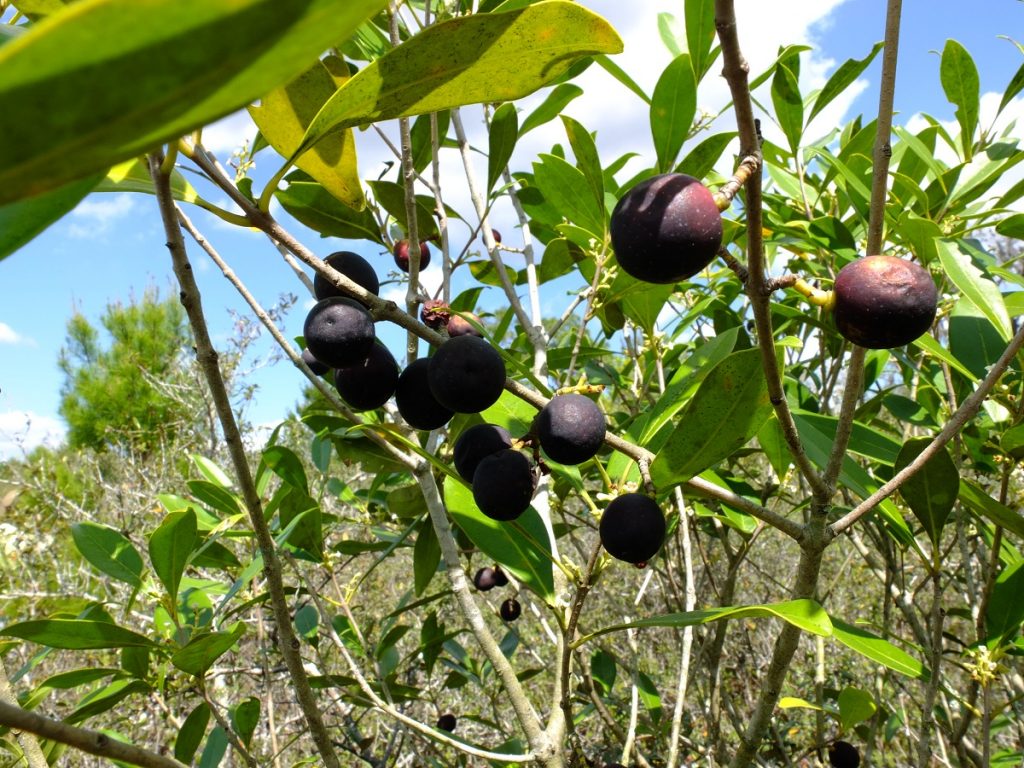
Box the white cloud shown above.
[68,193,136,238]
[0,411,66,460]
[0,322,33,346]
[201,110,258,155]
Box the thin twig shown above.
[0,701,186,768]
[148,153,343,768]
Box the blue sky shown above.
[1,0,1022,458]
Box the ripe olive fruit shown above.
[454,423,513,482]
[395,357,454,431]
[300,347,330,377]
[427,335,506,414]
[472,449,536,521]
[474,567,498,591]
[436,713,457,732]
[536,393,606,465]
[828,740,860,768]
[610,173,722,284]
[333,342,399,412]
[832,255,938,349]
[313,251,380,301]
[499,597,521,622]
[599,493,666,564]
[303,297,376,369]
[492,565,509,587]
[393,239,431,272]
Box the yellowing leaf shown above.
[250,56,364,209]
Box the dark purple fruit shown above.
[599,494,666,564]
[395,358,454,430]
[301,347,330,376]
[487,229,502,244]
[499,597,521,622]
[313,251,380,301]
[828,740,860,768]
[492,565,509,587]
[474,567,498,591]
[472,449,536,521]
[303,297,376,369]
[536,393,606,465]
[454,423,513,482]
[832,255,937,349]
[427,335,506,414]
[436,713,457,732]
[333,342,399,411]
[394,239,431,272]
[610,173,722,284]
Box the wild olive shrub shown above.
[1,1,1023,767]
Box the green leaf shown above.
[937,239,1012,341]
[366,179,439,240]
[96,158,202,203]
[831,618,927,679]
[533,153,605,237]
[959,479,1024,540]
[593,54,650,103]
[0,174,101,260]
[940,39,980,160]
[175,704,212,765]
[230,697,260,747]
[481,390,539,437]
[675,131,737,180]
[276,180,384,243]
[771,61,803,154]
[261,444,309,491]
[413,519,441,596]
[996,212,1024,240]
[149,509,198,599]
[651,348,773,489]
[198,725,229,768]
[985,560,1024,643]
[188,480,243,518]
[0,0,387,205]
[585,599,833,643]
[998,59,1024,117]
[443,475,554,603]
[650,53,696,172]
[656,12,682,57]
[1001,423,1024,460]
[894,437,959,546]
[191,455,234,488]
[838,686,877,730]
[684,0,716,80]
[172,623,246,676]
[487,102,519,193]
[66,679,151,724]
[0,619,156,650]
[520,83,584,135]
[249,56,363,208]
[295,2,622,158]
[808,42,884,124]
[561,115,605,219]
[70,521,144,588]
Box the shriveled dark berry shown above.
[436,713,457,732]
[333,342,399,411]
[313,251,380,301]
[454,423,513,482]
[395,357,454,430]
[610,173,722,284]
[474,567,497,591]
[832,255,937,349]
[427,335,506,414]
[301,347,330,376]
[499,597,521,622]
[303,297,375,369]
[536,393,606,465]
[420,299,451,331]
[472,449,536,521]
[599,494,666,564]
[394,239,431,272]
[828,740,860,768]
